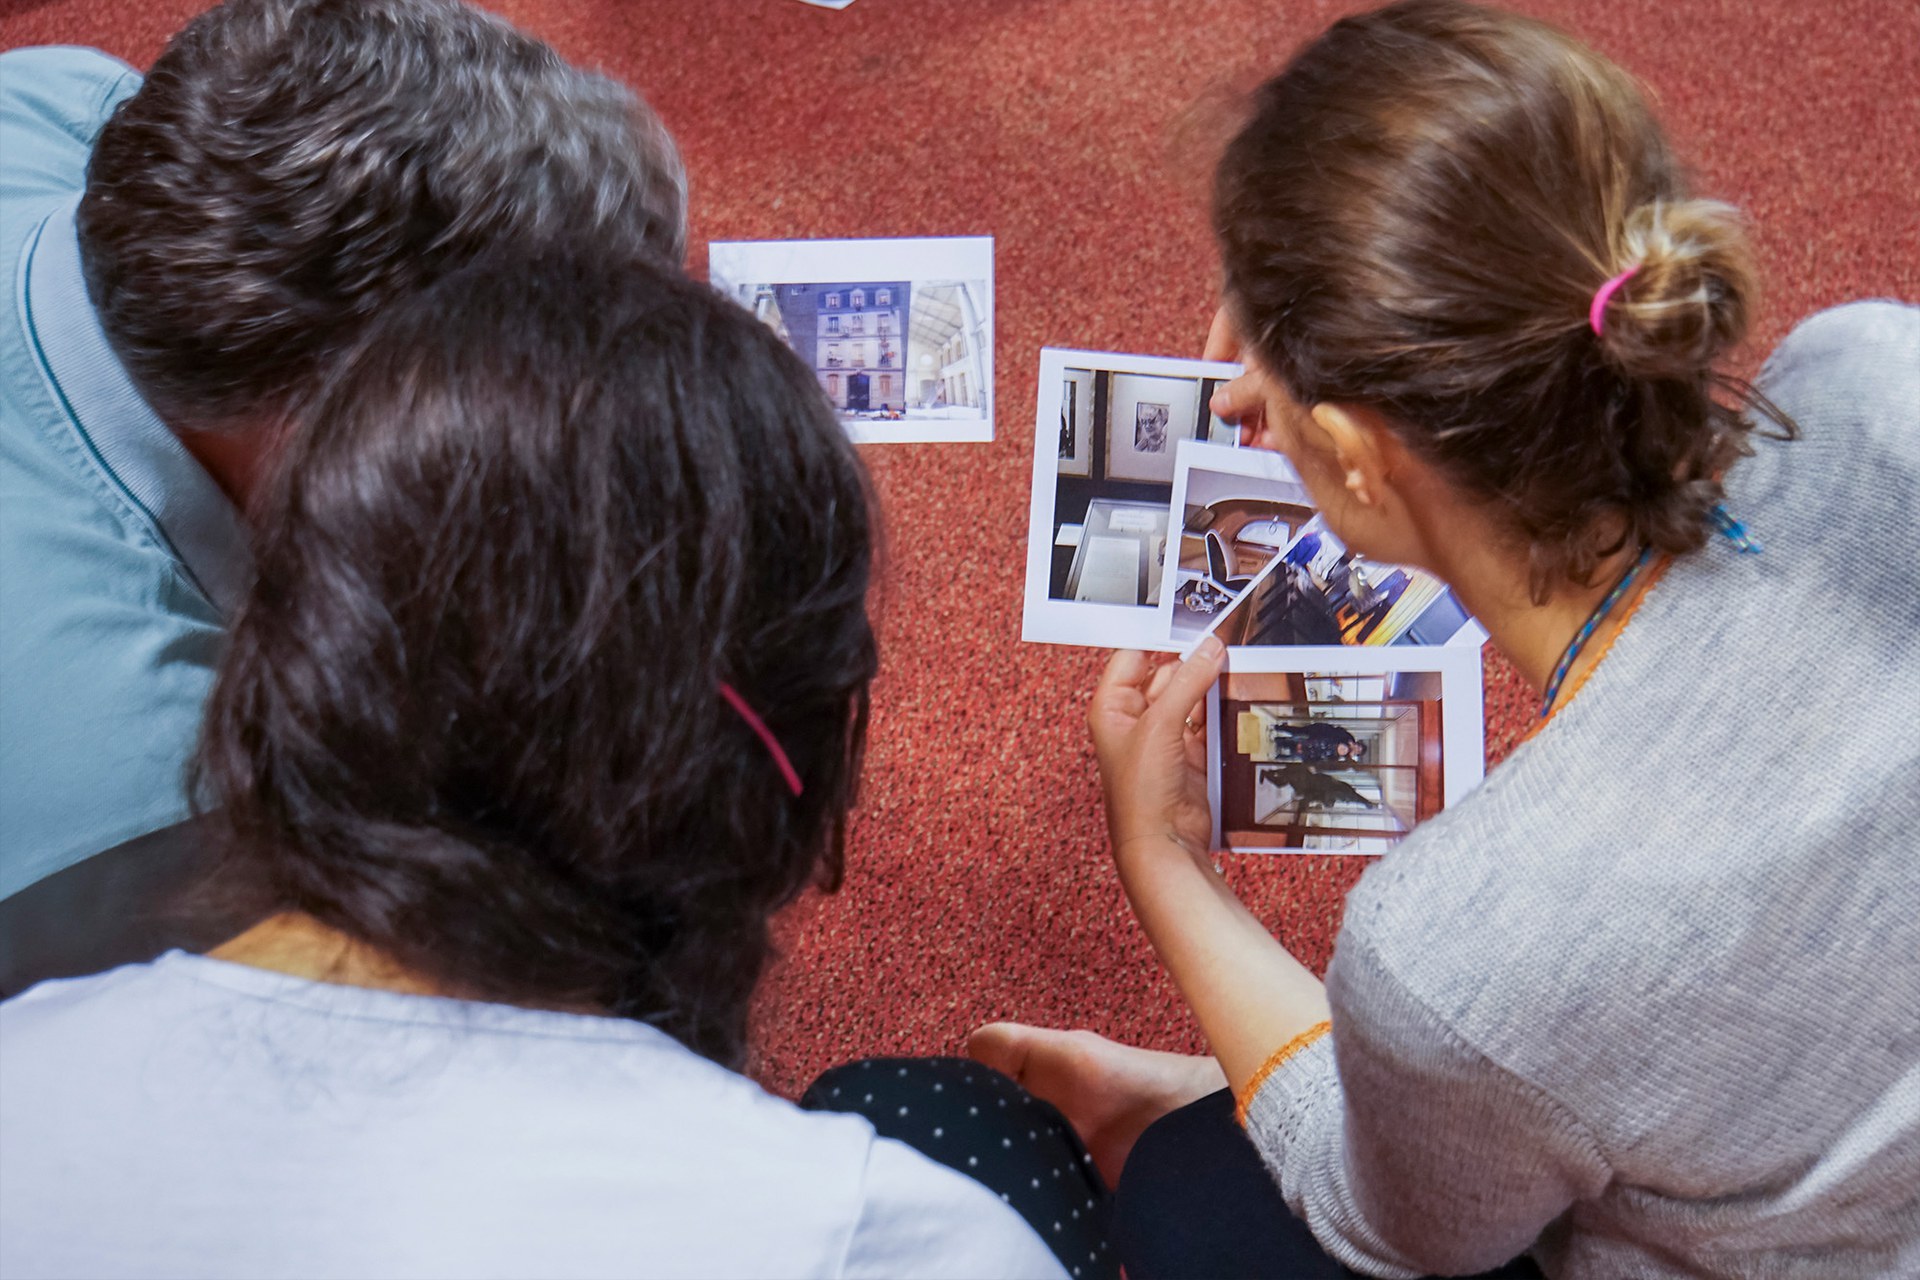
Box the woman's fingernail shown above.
[1197,636,1225,660]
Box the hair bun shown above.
[1597,199,1756,380]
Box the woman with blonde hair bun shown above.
[971,2,1920,1276]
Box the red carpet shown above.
[6,0,1915,1097]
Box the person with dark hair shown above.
[0,253,1078,1277]
[1270,721,1365,763]
[1258,766,1377,812]
[0,0,686,982]
[972,2,1919,1276]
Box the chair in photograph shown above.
[1176,529,1257,618]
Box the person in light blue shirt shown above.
[0,0,688,984]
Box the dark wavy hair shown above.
[1214,0,1793,598]
[194,253,877,1067]
[78,0,687,431]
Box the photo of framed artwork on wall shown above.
[1057,369,1092,478]
[1023,348,1243,649]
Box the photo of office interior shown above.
[1049,367,1237,606]
[1167,465,1316,644]
[1218,669,1446,854]
[1222,519,1472,647]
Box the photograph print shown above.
[1157,441,1315,650]
[1206,645,1485,855]
[1225,517,1483,648]
[708,236,994,444]
[1023,349,1244,649]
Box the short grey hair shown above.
[79,0,689,429]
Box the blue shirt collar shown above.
[20,196,250,617]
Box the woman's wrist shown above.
[1112,828,1212,878]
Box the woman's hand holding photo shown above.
[1087,640,1224,866]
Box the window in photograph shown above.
[851,289,866,307]
[827,374,840,395]
[878,313,891,334]
[877,288,891,305]
[879,375,892,397]
[850,314,864,334]
[825,292,840,308]
[827,316,841,335]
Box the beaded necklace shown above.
[1537,545,1656,720]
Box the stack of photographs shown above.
[710,236,995,445]
[1022,348,1488,855]
[1158,444,1477,656]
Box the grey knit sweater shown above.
[1244,302,1920,1278]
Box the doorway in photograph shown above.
[1219,670,1445,853]
[847,371,871,411]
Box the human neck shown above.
[212,911,605,1016]
[172,418,284,512]
[1416,506,1644,696]
[211,912,453,999]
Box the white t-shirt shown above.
[0,953,1065,1279]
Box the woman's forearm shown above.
[1116,833,1332,1092]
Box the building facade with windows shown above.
[770,282,911,414]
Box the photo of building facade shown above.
[729,275,991,427]
[711,238,994,442]
[757,282,911,414]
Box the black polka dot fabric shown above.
[802,1057,1118,1280]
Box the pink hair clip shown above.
[1588,265,1639,336]
[717,681,803,797]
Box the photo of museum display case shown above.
[1215,668,1449,854]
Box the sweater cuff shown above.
[1239,1026,1339,1149]
[1234,1020,1332,1126]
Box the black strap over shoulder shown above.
[0,817,261,999]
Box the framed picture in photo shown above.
[1106,373,1202,482]
[1058,369,1093,478]
[1135,402,1170,453]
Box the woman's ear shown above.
[1308,402,1397,508]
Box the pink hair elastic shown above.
[717,681,803,797]
[1588,265,1639,335]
